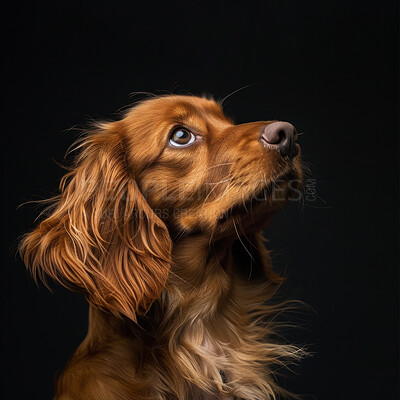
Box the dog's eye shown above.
[169,128,195,147]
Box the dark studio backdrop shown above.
[2,1,398,399]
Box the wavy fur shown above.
[20,95,304,399]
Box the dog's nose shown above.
[260,122,299,159]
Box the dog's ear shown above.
[19,122,172,322]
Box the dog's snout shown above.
[260,122,299,159]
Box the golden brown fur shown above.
[20,95,304,399]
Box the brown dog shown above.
[20,95,303,399]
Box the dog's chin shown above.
[214,169,302,238]
[168,161,302,240]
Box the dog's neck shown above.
[169,233,234,288]
[161,233,235,320]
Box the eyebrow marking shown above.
[167,100,233,136]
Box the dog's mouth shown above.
[217,170,299,225]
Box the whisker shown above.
[183,163,234,187]
[204,162,234,170]
[206,176,235,186]
[168,270,196,289]
[218,182,237,202]
[219,83,258,105]
[203,175,235,205]
[173,227,189,242]
[232,218,255,262]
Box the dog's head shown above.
[127,96,302,237]
[20,95,302,320]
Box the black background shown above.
[2,1,398,399]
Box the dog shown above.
[20,94,303,399]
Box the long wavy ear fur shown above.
[19,122,172,322]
